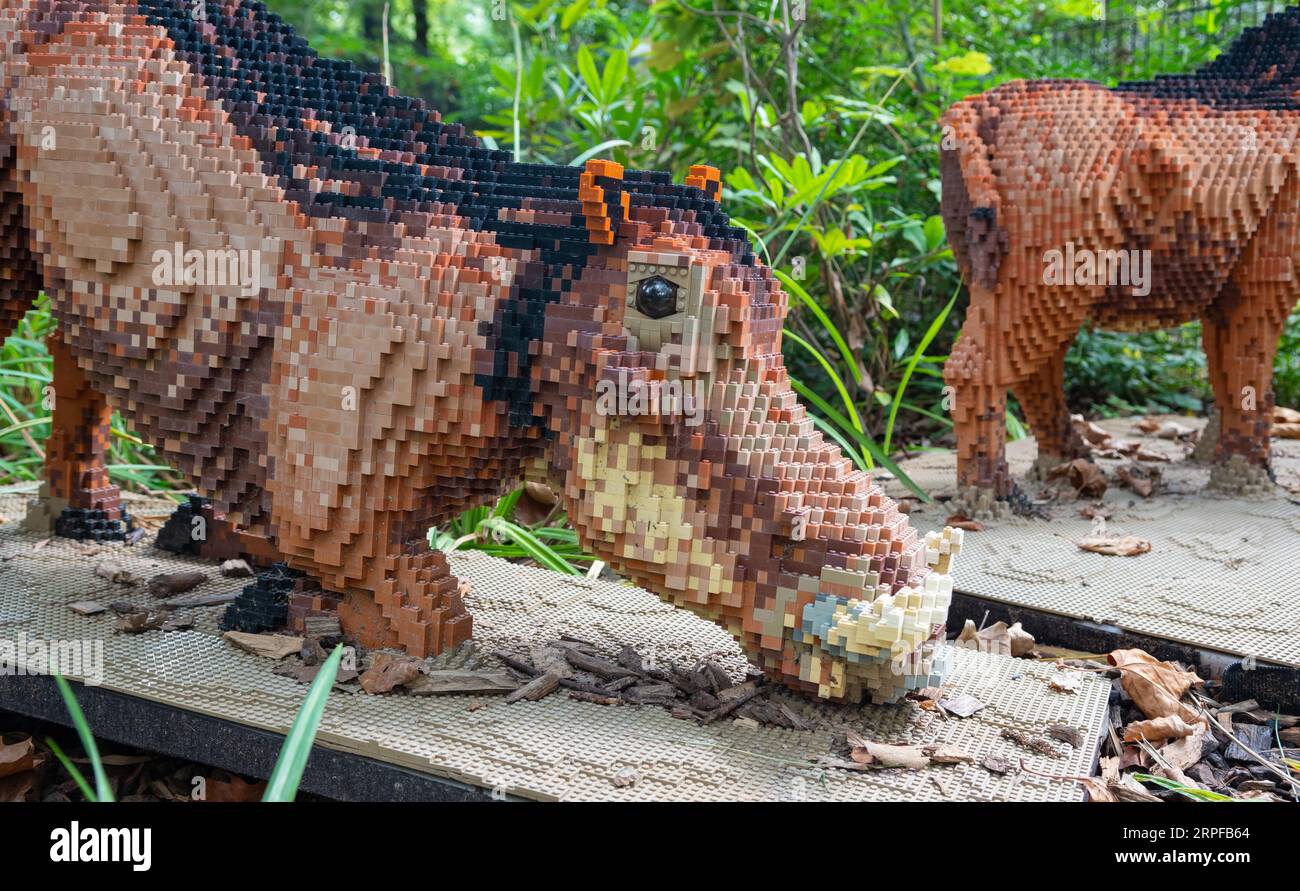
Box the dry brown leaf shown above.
[0,737,38,778]
[1109,648,1204,723]
[1049,673,1080,694]
[94,560,145,586]
[1134,417,1161,434]
[1075,533,1152,557]
[845,732,931,769]
[1160,724,1209,771]
[1275,422,1300,440]
[1048,458,1108,498]
[1007,621,1036,657]
[923,744,974,765]
[938,692,985,718]
[1081,777,1118,802]
[1274,406,1300,424]
[201,774,266,802]
[359,655,422,695]
[222,631,304,660]
[943,513,985,532]
[1117,465,1155,498]
[1072,414,1112,446]
[1155,421,1195,440]
[1123,714,1198,743]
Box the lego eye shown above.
[635,276,679,319]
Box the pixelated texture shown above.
[0,0,959,701]
[941,9,1300,503]
[0,487,1110,802]
[885,417,1300,668]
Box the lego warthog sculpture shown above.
[941,7,1300,512]
[0,0,959,702]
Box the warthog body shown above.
[0,0,959,701]
[941,8,1300,506]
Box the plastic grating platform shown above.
[883,416,1300,669]
[0,487,1109,801]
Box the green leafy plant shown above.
[428,486,595,575]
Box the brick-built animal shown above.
[0,0,962,702]
[941,7,1300,514]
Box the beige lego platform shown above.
[0,487,1108,802]
[883,416,1300,668]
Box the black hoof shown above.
[219,562,304,635]
[1001,482,1049,520]
[53,505,136,543]
[154,494,209,555]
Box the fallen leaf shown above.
[846,732,930,769]
[923,744,974,765]
[1108,648,1204,723]
[1007,621,1036,657]
[1123,714,1198,743]
[1134,417,1161,434]
[943,513,985,532]
[1155,421,1195,440]
[1079,503,1112,521]
[201,774,266,802]
[1117,464,1155,498]
[1072,414,1113,445]
[359,655,422,694]
[1075,533,1152,557]
[68,601,108,616]
[1047,723,1084,748]
[1049,673,1080,694]
[1274,406,1300,424]
[115,609,171,633]
[982,754,1013,775]
[223,631,304,660]
[1081,777,1118,802]
[938,692,985,718]
[0,737,38,778]
[611,767,639,788]
[1160,724,1209,771]
[147,571,207,597]
[1048,459,1108,498]
[94,561,144,586]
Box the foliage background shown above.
[2,0,1298,494]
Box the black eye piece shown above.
[635,276,679,319]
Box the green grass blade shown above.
[807,414,870,471]
[263,645,344,803]
[52,673,114,802]
[1132,773,1245,802]
[775,270,861,387]
[884,283,959,455]
[789,376,931,501]
[45,738,98,803]
[782,328,863,433]
[482,516,582,575]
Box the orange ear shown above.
[685,164,721,200]
[578,158,630,245]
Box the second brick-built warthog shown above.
[0,0,960,702]
[940,7,1300,512]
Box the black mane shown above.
[1115,4,1300,108]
